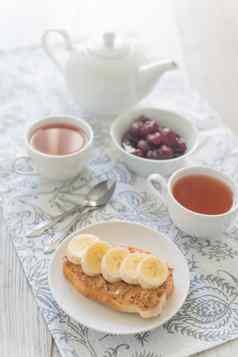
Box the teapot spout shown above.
[137,59,178,98]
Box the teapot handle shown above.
[41,29,73,72]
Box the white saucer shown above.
[48,221,189,335]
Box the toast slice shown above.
[63,247,174,319]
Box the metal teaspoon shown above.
[27,179,117,238]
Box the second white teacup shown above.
[147,166,238,238]
[15,115,93,180]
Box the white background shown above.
[0,0,178,52]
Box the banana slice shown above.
[137,255,169,289]
[101,247,128,283]
[66,234,99,264]
[81,241,111,276]
[120,253,146,285]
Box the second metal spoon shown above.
[27,179,116,238]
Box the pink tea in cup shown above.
[30,123,88,156]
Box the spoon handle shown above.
[44,206,96,254]
[27,204,86,238]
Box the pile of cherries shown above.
[121,116,187,160]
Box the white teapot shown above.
[42,30,178,115]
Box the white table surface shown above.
[0,1,237,356]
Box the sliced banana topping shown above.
[66,234,170,289]
[137,255,169,289]
[66,234,99,265]
[101,247,129,283]
[120,253,146,285]
[81,241,111,276]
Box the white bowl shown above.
[49,221,189,334]
[111,107,199,177]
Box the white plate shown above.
[49,221,190,335]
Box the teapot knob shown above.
[103,32,115,49]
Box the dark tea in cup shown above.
[172,174,233,215]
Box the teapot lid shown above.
[87,32,131,59]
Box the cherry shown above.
[147,132,162,146]
[139,120,159,137]
[129,120,144,138]
[158,145,174,159]
[161,128,177,146]
[175,137,187,153]
[137,139,150,152]
[133,148,145,157]
[146,150,158,159]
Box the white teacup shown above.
[147,166,238,238]
[14,115,93,180]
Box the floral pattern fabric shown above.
[1,47,238,357]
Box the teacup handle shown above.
[147,173,168,206]
[13,156,38,176]
[41,29,74,73]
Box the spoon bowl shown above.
[86,179,117,207]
